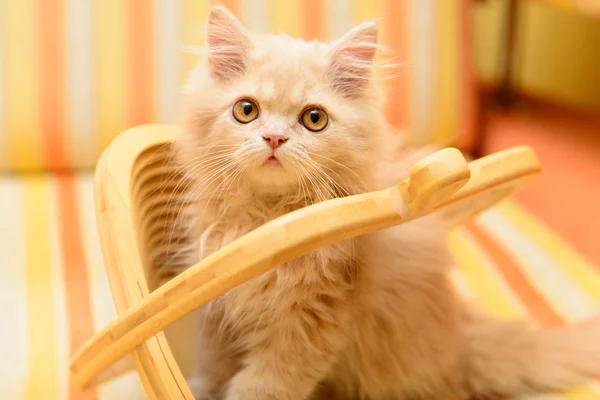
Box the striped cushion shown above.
[1,174,598,399]
[0,0,476,172]
[0,174,143,399]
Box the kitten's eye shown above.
[301,107,328,132]
[232,99,259,123]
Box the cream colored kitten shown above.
[173,6,600,400]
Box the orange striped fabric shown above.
[0,0,476,172]
[38,0,68,169]
[56,175,97,400]
[465,220,564,327]
[0,173,598,399]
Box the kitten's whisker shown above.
[296,157,340,201]
[294,169,310,208]
[163,158,237,258]
[141,153,208,214]
[184,160,238,211]
[203,160,246,215]
[299,172,310,208]
[160,177,199,259]
[301,157,348,198]
[290,159,318,204]
[207,144,242,149]
[303,168,327,203]
[307,151,368,190]
[161,155,233,222]
[153,151,234,215]
[313,164,352,198]
[317,171,350,198]
[190,153,254,231]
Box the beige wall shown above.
[474,0,600,112]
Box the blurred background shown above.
[0,1,599,399]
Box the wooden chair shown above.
[69,123,541,399]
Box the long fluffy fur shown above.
[172,6,600,400]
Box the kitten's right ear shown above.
[327,21,379,96]
[206,6,251,81]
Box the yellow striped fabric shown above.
[0,174,143,400]
[0,174,598,399]
[451,205,600,399]
[0,0,476,172]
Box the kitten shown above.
[173,6,600,400]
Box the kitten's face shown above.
[179,6,387,198]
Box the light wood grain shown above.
[91,124,194,399]
[70,123,541,398]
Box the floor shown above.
[481,99,600,266]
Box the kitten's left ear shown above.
[206,6,251,81]
[327,21,378,96]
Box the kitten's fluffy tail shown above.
[463,313,600,396]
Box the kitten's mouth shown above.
[264,155,282,166]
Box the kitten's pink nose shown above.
[262,134,288,150]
